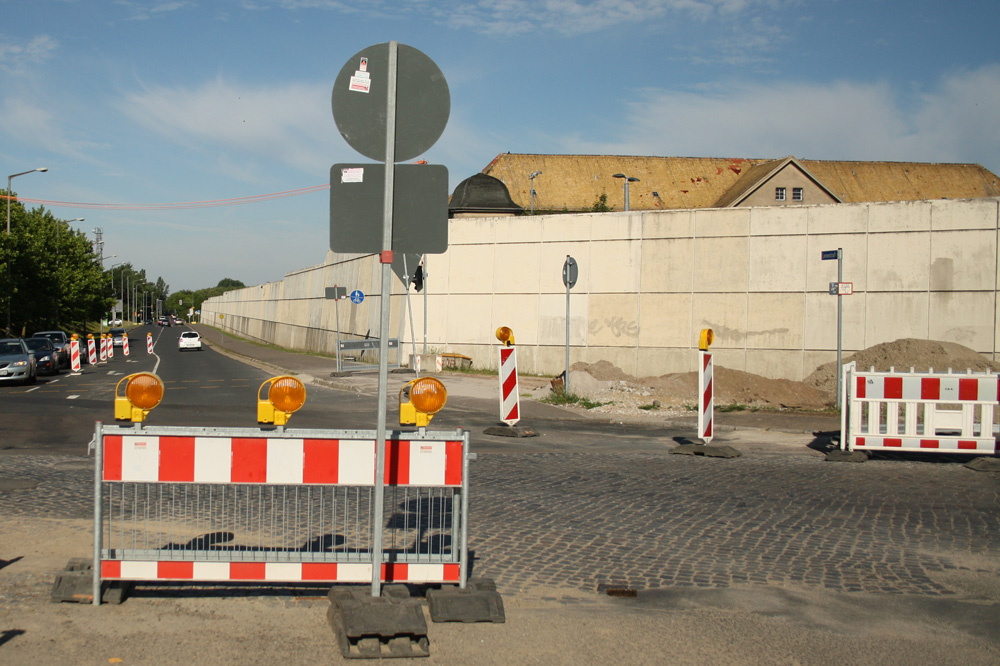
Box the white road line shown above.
[68,394,80,400]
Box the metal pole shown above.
[422,257,428,354]
[92,421,103,606]
[836,247,844,408]
[624,179,630,211]
[335,290,343,374]
[404,255,417,369]
[371,40,399,598]
[565,277,571,395]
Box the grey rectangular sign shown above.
[325,286,348,300]
[339,338,399,351]
[330,163,448,254]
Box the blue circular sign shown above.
[350,289,365,304]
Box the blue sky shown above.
[2,0,997,291]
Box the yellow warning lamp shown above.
[257,376,306,425]
[114,372,165,423]
[87,333,94,341]
[399,377,448,427]
[495,326,515,347]
[698,328,715,351]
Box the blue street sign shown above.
[821,250,840,260]
[350,289,365,304]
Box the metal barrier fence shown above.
[840,361,999,454]
[337,338,400,373]
[92,423,469,604]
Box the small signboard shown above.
[326,286,348,300]
[829,282,854,295]
[350,290,365,304]
[821,250,840,260]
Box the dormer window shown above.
[775,187,786,201]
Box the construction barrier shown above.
[122,334,130,356]
[91,424,471,604]
[70,338,81,373]
[146,333,153,354]
[498,347,519,425]
[87,336,97,365]
[108,335,114,359]
[698,350,713,444]
[99,336,107,363]
[840,361,999,454]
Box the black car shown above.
[32,330,71,368]
[23,337,60,375]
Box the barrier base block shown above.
[327,585,430,659]
[50,558,131,604]
[427,578,505,623]
[826,450,869,463]
[671,444,742,458]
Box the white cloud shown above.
[0,34,59,74]
[0,97,105,162]
[563,65,1000,172]
[119,77,339,182]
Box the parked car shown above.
[178,330,202,351]
[109,327,127,348]
[23,337,60,375]
[32,330,70,368]
[0,338,38,385]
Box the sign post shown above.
[562,256,578,394]
[325,286,348,373]
[822,248,846,407]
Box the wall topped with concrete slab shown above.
[201,197,1000,382]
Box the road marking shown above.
[26,386,40,393]
[68,394,80,400]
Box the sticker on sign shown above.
[828,281,853,295]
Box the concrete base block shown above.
[327,585,430,659]
[427,578,505,623]
[671,444,742,458]
[50,558,131,604]
[965,456,1000,472]
[825,450,869,463]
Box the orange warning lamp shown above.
[257,376,306,425]
[114,372,165,422]
[698,328,714,351]
[399,377,448,427]
[495,326,515,347]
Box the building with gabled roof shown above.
[481,153,1000,213]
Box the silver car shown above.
[0,338,38,385]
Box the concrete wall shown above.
[201,197,1000,381]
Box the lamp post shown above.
[109,262,123,326]
[5,167,48,335]
[612,173,640,212]
[529,171,542,214]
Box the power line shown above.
[1,184,329,211]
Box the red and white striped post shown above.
[99,335,107,363]
[496,326,520,426]
[697,329,714,444]
[87,334,97,365]
[69,335,82,373]
[107,333,114,359]
[123,333,130,356]
[146,332,153,354]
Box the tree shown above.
[591,193,613,212]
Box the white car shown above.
[178,331,202,351]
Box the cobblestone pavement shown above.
[2,446,998,600]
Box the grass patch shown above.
[540,391,609,410]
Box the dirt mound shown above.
[570,363,830,410]
[804,338,1000,396]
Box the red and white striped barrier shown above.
[100,560,459,585]
[70,338,81,373]
[146,333,153,354]
[102,435,465,487]
[108,335,114,359]
[498,346,520,425]
[99,335,107,362]
[841,362,999,454]
[698,350,713,444]
[87,336,97,365]
[122,334,130,356]
[93,425,472,600]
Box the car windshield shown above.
[181,332,199,338]
[25,339,51,351]
[110,328,125,336]
[0,342,24,355]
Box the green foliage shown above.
[540,391,609,409]
[590,193,613,212]
[163,278,246,316]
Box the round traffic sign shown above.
[331,42,450,162]
[350,290,365,304]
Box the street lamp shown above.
[5,167,47,334]
[612,173,640,212]
[528,171,542,214]
[6,167,48,234]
